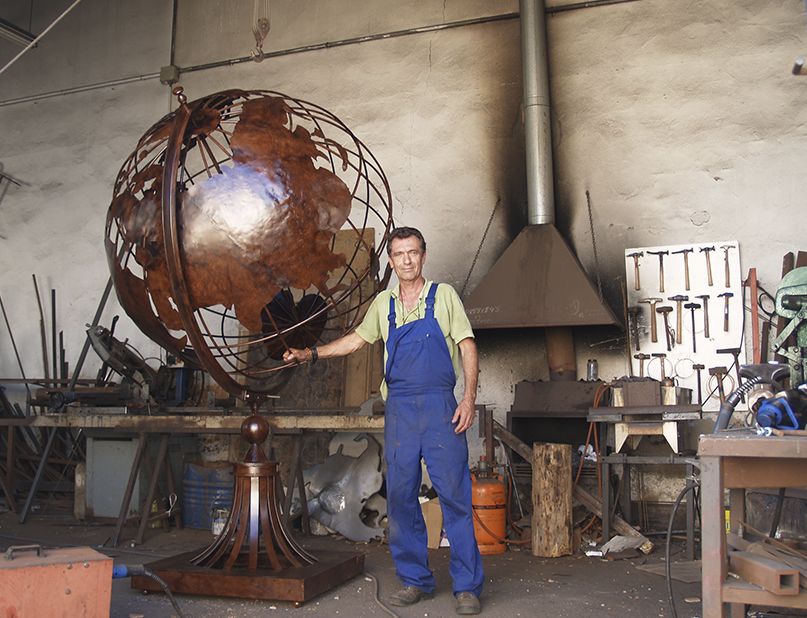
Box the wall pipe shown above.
[0,0,643,108]
[520,0,554,226]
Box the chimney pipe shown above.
[520,0,554,225]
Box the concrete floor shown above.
[0,510,704,617]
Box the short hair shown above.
[387,227,426,255]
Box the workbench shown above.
[699,432,807,617]
[589,404,700,559]
[0,409,385,539]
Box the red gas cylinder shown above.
[471,471,507,555]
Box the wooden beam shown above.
[0,414,385,433]
[572,484,653,554]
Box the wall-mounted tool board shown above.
[625,241,745,412]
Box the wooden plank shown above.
[729,551,800,596]
[724,457,807,489]
[699,434,807,458]
[531,442,572,558]
[492,421,531,461]
[572,484,653,554]
[1,414,385,433]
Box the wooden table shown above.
[699,432,807,617]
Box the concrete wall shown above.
[1,0,806,442]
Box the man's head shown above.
[387,227,426,284]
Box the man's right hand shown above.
[282,348,310,364]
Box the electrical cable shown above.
[665,481,697,618]
[113,564,185,617]
[363,570,400,618]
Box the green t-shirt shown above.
[355,281,474,399]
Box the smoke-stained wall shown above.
[1,0,806,435]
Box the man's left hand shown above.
[452,399,475,434]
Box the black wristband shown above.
[310,346,318,364]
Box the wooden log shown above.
[531,442,572,557]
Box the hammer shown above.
[639,297,662,343]
[720,244,735,288]
[700,246,715,286]
[716,347,743,392]
[672,247,694,291]
[684,302,701,353]
[627,306,642,351]
[634,352,650,377]
[718,291,733,332]
[692,363,705,405]
[656,305,674,351]
[696,293,711,338]
[709,366,728,404]
[652,352,668,381]
[668,295,689,345]
[647,250,669,293]
[627,251,643,291]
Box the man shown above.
[283,226,484,615]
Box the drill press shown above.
[770,267,807,384]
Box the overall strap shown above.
[387,295,397,333]
[425,283,439,318]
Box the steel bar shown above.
[67,257,118,393]
[111,433,148,547]
[18,427,57,523]
[729,551,799,596]
[135,433,170,545]
[2,426,16,512]
[0,293,32,403]
[31,275,50,382]
[50,289,57,384]
[686,462,695,561]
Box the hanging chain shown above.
[461,196,501,298]
[586,190,604,301]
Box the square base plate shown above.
[131,548,365,603]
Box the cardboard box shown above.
[421,498,443,549]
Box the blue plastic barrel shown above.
[182,462,234,530]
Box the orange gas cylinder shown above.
[471,472,507,555]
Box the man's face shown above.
[388,236,426,284]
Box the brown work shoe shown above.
[389,586,433,607]
[455,591,481,615]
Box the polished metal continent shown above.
[105,87,393,399]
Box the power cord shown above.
[363,570,400,618]
[112,564,185,618]
[665,479,698,618]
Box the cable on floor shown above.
[666,480,698,618]
[363,569,400,618]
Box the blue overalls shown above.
[384,283,484,597]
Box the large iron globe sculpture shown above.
[105,87,393,400]
[108,87,393,601]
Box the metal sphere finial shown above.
[172,85,187,105]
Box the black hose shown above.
[141,567,186,618]
[666,482,697,618]
[712,375,764,432]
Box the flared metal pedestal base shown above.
[132,548,364,603]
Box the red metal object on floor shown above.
[0,545,112,617]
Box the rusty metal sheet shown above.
[463,225,618,329]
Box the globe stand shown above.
[131,410,365,604]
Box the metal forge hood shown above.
[463,224,618,329]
